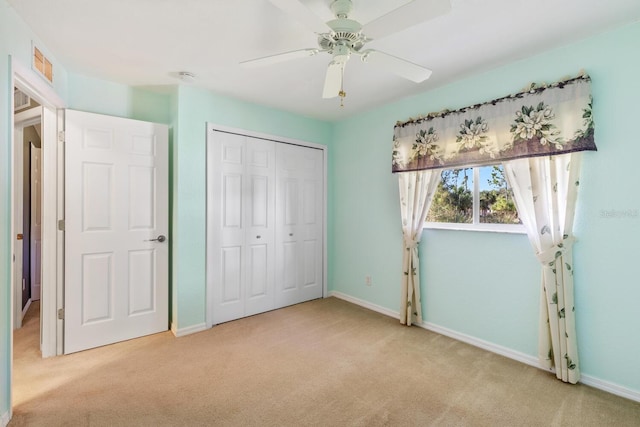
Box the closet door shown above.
[244,137,276,317]
[208,132,275,324]
[209,132,245,324]
[275,143,324,308]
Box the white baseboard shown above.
[22,298,32,319]
[580,374,640,403]
[421,321,545,370]
[171,322,207,337]
[328,291,640,403]
[328,291,399,319]
[1,410,10,427]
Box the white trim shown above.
[12,124,24,330]
[55,108,65,356]
[328,290,640,403]
[172,322,208,337]
[1,410,10,427]
[580,374,640,403]
[8,56,66,418]
[328,291,399,319]
[21,299,32,319]
[206,123,327,151]
[205,123,328,328]
[14,107,41,125]
[424,221,526,234]
[39,105,58,358]
[421,321,543,370]
[12,59,64,108]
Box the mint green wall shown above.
[1,1,172,415]
[331,22,640,392]
[1,0,69,417]
[0,15,12,419]
[3,0,640,418]
[67,73,171,124]
[172,85,332,329]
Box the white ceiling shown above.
[7,0,640,121]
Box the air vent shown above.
[14,88,30,111]
[33,44,53,84]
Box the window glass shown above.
[426,165,522,230]
[479,165,520,224]
[427,168,473,223]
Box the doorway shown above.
[9,58,64,420]
[13,90,43,335]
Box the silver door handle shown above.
[147,235,166,242]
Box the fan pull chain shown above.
[339,64,346,107]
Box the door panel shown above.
[128,249,155,315]
[247,244,268,298]
[65,110,168,354]
[207,129,322,324]
[210,133,245,324]
[31,144,42,301]
[275,144,323,308]
[244,138,275,316]
[82,162,113,231]
[81,252,113,323]
[221,246,242,303]
[208,132,276,323]
[129,166,155,229]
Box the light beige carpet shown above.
[10,297,640,426]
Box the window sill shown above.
[424,222,527,234]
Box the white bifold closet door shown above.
[274,143,323,309]
[207,130,323,325]
[208,132,276,324]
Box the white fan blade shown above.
[240,48,319,67]
[268,0,329,34]
[322,60,344,99]
[363,0,451,40]
[361,50,432,83]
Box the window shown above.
[426,164,524,233]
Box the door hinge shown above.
[57,308,65,320]
[58,219,65,231]
[58,130,65,142]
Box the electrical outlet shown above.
[365,275,372,286]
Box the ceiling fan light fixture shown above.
[254,0,448,100]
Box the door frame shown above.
[205,123,328,328]
[9,56,65,416]
[13,108,42,329]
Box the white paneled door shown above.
[64,110,169,354]
[275,143,323,308]
[30,145,42,301]
[208,132,276,324]
[207,129,324,326]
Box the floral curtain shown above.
[391,74,596,384]
[392,76,595,172]
[398,170,439,325]
[503,154,582,384]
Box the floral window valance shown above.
[392,75,596,173]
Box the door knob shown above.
[147,235,166,242]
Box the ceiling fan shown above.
[242,0,451,102]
